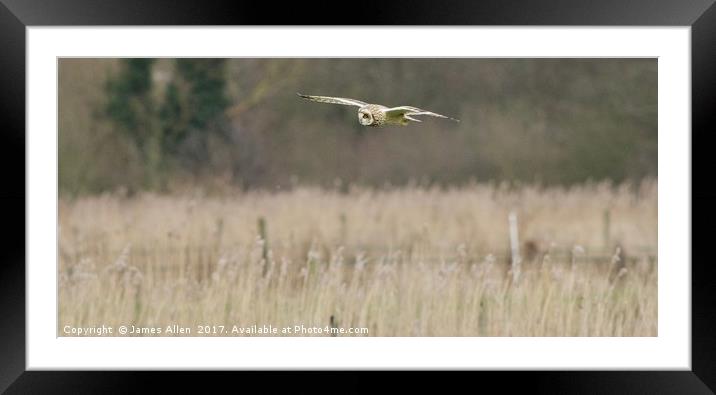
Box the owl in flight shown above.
[297,93,459,127]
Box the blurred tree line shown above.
[59,58,656,195]
[104,58,230,189]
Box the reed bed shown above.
[59,180,657,336]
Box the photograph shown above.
[3,0,709,389]
[58,57,658,337]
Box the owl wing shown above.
[297,93,368,107]
[384,106,460,123]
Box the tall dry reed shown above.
[59,180,657,336]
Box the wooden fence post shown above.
[603,208,611,253]
[508,211,521,284]
[258,216,269,276]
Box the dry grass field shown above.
[58,180,657,336]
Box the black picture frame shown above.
[1,0,714,393]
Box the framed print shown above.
[2,0,715,393]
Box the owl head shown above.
[358,108,374,126]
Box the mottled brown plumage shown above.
[359,104,388,127]
[297,93,459,127]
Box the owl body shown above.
[358,104,389,127]
[298,93,459,127]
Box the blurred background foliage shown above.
[59,58,657,196]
